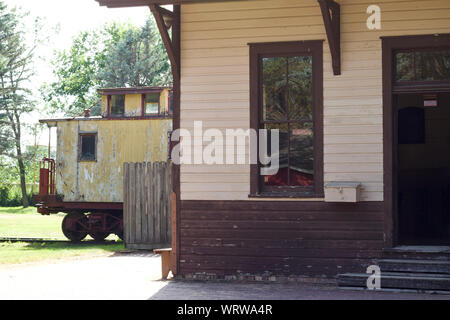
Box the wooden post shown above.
[171,191,177,275]
[154,248,172,279]
[123,163,129,243]
[147,162,154,244]
[135,163,141,243]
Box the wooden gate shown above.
[123,162,172,250]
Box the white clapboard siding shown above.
[179,0,450,201]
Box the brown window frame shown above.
[388,36,450,95]
[107,94,125,118]
[78,133,98,162]
[142,92,161,117]
[249,40,324,198]
[393,47,450,93]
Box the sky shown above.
[3,0,150,147]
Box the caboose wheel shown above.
[89,232,110,242]
[62,213,88,242]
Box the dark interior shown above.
[396,93,450,245]
[80,135,96,161]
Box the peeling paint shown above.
[83,168,94,184]
[54,117,172,203]
[51,90,172,203]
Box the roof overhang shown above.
[96,0,341,76]
[39,119,58,127]
[96,0,240,8]
[97,86,172,95]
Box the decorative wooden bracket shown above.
[149,4,180,80]
[318,0,341,75]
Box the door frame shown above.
[382,34,450,247]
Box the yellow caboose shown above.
[35,86,173,241]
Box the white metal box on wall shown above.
[324,182,362,203]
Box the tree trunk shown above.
[17,154,29,208]
[13,112,29,208]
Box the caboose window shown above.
[110,95,125,116]
[79,134,97,161]
[144,93,160,115]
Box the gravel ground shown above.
[0,252,449,300]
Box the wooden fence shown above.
[123,162,172,250]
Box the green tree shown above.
[40,30,105,116]
[0,143,51,206]
[43,17,171,117]
[99,18,171,88]
[40,23,123,116]
[0,1,42,207]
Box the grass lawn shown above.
[0,242,124,265]
[0,207,67,239]
[0,207,125,265]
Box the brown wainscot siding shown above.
[178,200,384,279]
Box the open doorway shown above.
[383,35,450,247]
[396,92,450,244]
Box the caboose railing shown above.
[39,158,55,195]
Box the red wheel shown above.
[62,213,88,242]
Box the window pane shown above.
[396,53,415,81]
[80,135,96,161]
[396,50,450,82]
[262,57,287,121]
[110,95,125,116]
[262,123,288,186]
[289,122,314,186]
[145,93,159,114]
[288,56,313,121]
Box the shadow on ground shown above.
[18,240,125,251]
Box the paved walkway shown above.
[150,281,450,300]
[0,253,449,300]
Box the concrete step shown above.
[383,246,450,261]
[338,272,450,292]
[377,259,450,274]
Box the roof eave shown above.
[96,0,241,8]
[97,86,172,95]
